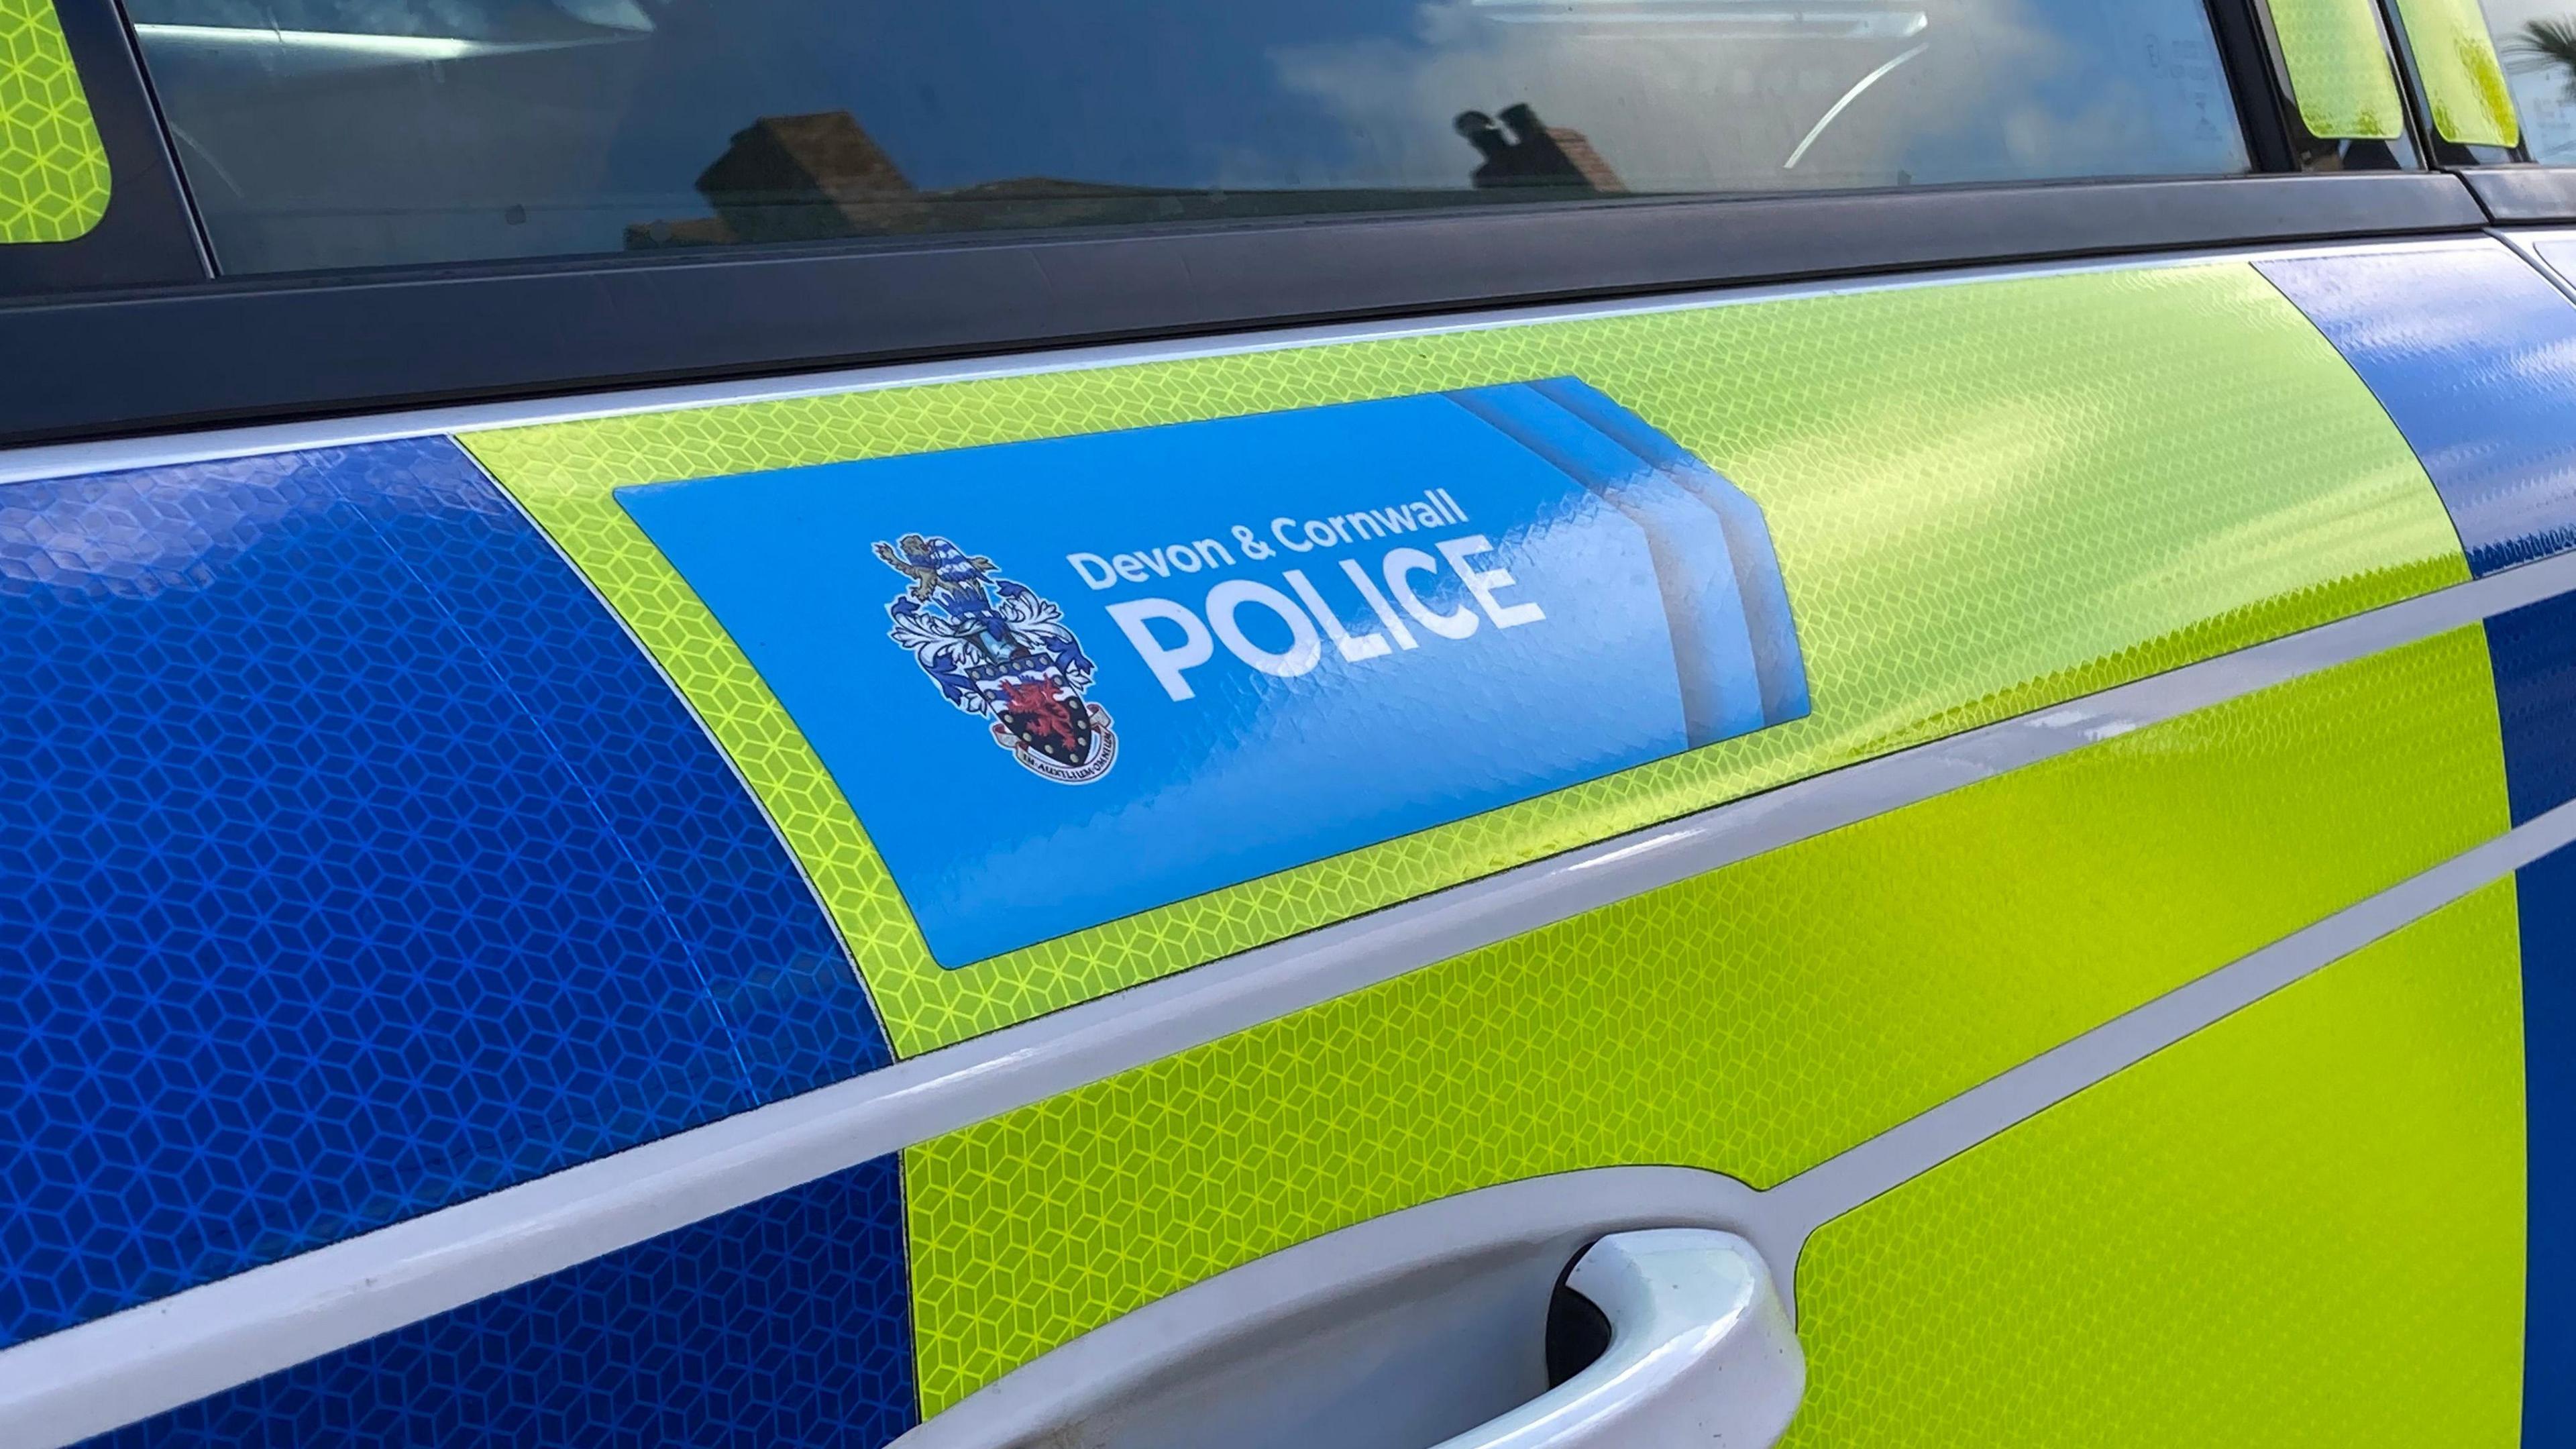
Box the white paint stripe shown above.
[2491,225,2576,306]
[1770,792,2576,1265]
[900,785,2576,1439]
[3,552,2569,1446]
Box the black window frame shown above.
[2374,0,2526,169]
[0,0,205,297]
[0,0,2507,449]
[2464,167,2576,215]
[2365,0,2576,217]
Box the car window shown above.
[2485,1,2576,157]
[125,0,2251,276]
[0,0,111,246]
[2369,0,2516,150]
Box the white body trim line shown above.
[5,543,2569,1446]
[2490,225,2576,305]
[895,793,2576,1449]
[0,238,2497,490]
[1770,792,2576,1238]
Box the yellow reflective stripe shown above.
[899,627,2511,1413]
[2269,0,2410,139]
[1787,880,2524,1448]
[2394,0,2523,146]
[0,0,108,244]
[468,262,2466,1059]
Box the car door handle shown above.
[1432,1229,1803,1449]
[895,1167,1806,1449]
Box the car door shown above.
[1,1,2573,1446]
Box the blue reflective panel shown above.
[2258,245,2576,577]
[616,381,1807,965]
[2526,842,2576,1447]
[0,438,885,1349]
[2488,588,2576,826]
[81,1156,917,1449]
[347,441,892,1102]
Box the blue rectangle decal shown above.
[618,380,1809,965]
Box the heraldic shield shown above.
[874,533,1118,784]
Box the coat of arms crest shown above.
[873,533,1118,784]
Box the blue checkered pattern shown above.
[82,1156,918,1449]
[2522,843,2576,1446]
[2260,245,2576,577]
[2487,588,2576,827]
[0,437,890,1350]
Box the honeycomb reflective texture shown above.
[2267,0,2409,138]
[0,438,886,1350]
[2487,588,2576,824]
[2259,244,2576,576]
[2390,0,2520,146]
[81,1155,918,1449]
[0,0,107,243]
[899,628,2510,1413]
[466,262,2467,1057]
[347,444,893,1104]
[2522,843,2576,1446]
[1782,881,2526,1449]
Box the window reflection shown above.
[2498,3,2576,158]
[128,0,2251,275]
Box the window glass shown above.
[2385,0,2516,148]
[2269,0,2408,142]
[128,0,2251,276]
[1,0,111,244]
[2485,0,2576,157]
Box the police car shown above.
[3,0,2574,1444]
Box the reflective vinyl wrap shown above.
[0,0,107,244]
[609,378,1811,967]
[17,239,2576,1445]
[2489,586,2576,824]
[466,260,2467,1056]
[900,626,2512,1412]
[2263,0,2409,140]
[2527,841,2576,1448]
[0,438,890,1350]
[1785,883,2526,1449]
[2260,241,2576,576]
[36,609,2534,1446]
[2387,0,2520,148]
[78,1155,916,1449]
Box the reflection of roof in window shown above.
[624,109,1624,250]
[119,0,2255,275]
[1467,0,1927,41]
[123,0,655,64]
[129,23,643,65]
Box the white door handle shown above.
[1433,1229,1804,1449]
[892,1170,1804,1449]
